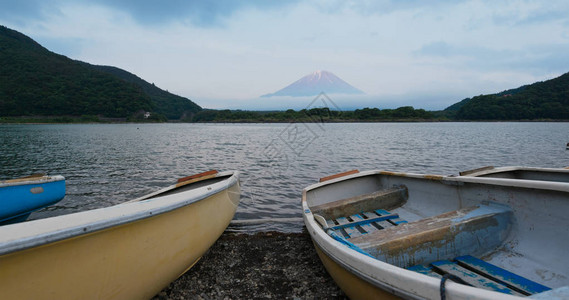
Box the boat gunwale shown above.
[0,171,239,256]
[304,169,569,195]
[301,170,554,300]
[458,166,569,177]
[0,175,65,188]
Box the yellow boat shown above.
[0,170,240,299]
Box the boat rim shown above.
[458,166,569,177]
[0,171,239,256]
[0,175,65,188]
[303,169,569,195]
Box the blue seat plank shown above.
[390,218,408,225]
[325,219,335,228]
[374,209,391,215]
[431,260,522,296]
[327,209,409,239]
[330,213,399,231]
[370,208,409,226]
[455,255,551,295]
[350,214,378,234]
[375,209,407,225]
[407,264,442,279]
[335,217,362,238]
[362,212,393,229]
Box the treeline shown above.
[447,72,569,120]
[455,94,569,120]
[193,106,434,122]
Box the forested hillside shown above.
[445,73,569,120]
[0,25,200,120]
[87,64,201,119]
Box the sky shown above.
[1,0,569,110]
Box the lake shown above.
[1,122,569,232]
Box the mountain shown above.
[0,25,201,119]
[444,72,569,120]
[262,70,364,97]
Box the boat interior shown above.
[307,173,569,297]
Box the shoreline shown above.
[2,119,569,125]
[153,230,347,299]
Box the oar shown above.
[18,173,47,179]
[177,170,218,183]
[3,173,48,184]
[319,169,359,182]
[125,170,219,203]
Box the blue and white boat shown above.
[0,174,65,225]
[303,169,569,299]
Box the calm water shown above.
[2,122,569,232]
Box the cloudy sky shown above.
[2,0,569,110]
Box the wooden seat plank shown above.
[375,209,391,215]
[329,213,399,231]
[352,205,513,269]
[455,255,551,295]
[335,217,361,238]
[431,260,522,296]
[325,219,336,228]
[350,214,378,234]
[335,217,350,225]
[310,186,408,220]
[375,209,407,225]
[362,212,393,229]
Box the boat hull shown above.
[0,172,239,299]
[0,175,65,224]
[313,242,400,299]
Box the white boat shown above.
[302,169,569,299]
[0,170,240,299]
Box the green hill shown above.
[86,64,201,119]
[444,73,569,120]
[0,25,201,120]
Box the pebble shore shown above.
[153,230,347,299]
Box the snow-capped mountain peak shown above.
[262,70,364,97]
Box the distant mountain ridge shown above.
[262,70,364,97]
[0,25,201,119]
[444,72,569,120]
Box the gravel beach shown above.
[154,230,347,299]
